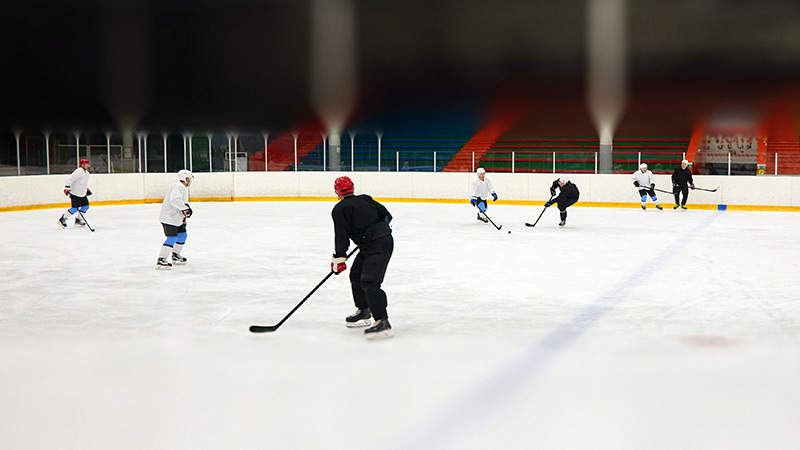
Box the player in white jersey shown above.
[58,159,92,228]
[631,163,663,210]
[156,170,194,270]
[469,167,498,223]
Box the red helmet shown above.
[334,176,354,196]
[79,158,90,166]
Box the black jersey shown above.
[671,167,694,186]
[551,179,580,204]
[332,194,392,257]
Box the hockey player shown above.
[156,170,194,270]
[671,159,695,209]
[331,176,394,339]
[545,176,580,226]
[632,163,662,210]
[57,159,92,228]
[469,167,498,223]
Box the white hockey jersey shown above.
[65,168,90,197]
[631,170,655,188]
[160,181,190,226]
[470,176,496,200]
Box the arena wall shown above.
[2,172,800,212]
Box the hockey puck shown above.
[507,230,511,234]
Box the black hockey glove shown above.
[182,205,193,218]
[633,181,640,187]
[650,183,655,189]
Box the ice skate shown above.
[156,257,172,270]
[364,319,392,340]
[656,204,663,210]
[345,308,372,328]
[171,252,187,265]
[57,216,67,228]
[674,204,680,210]
[558,220,566,227]
[681,205,687,210]
[641,205,646,210]
[74,217,86,227]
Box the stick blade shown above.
[249,325,279,333]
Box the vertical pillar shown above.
[206,133,213,173]
[329,132,342,171]
[136,132,143,173]
[73,130,82,166]
[161,131,168,173]
[182,133,187,169]
[13,129,22,175]
[349,132,356,171]
[233,133,239,171]
[321,132,327,171]
[292,132,299,171]
[143,132,149,173]
[376,131,383,172]
[104,130,112,173]
[225,132,233,172]
[122,129,134,173]
[262,131,269,171]
[186,133,194,171]
[44,130,52,174]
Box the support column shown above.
[261,131,269,171]
[13,129,22,175]
[104,130,112,173]
[161,131,168,173]
[206,132,214,173]
[599,143,613,173]
[329,132,341,171]
[44,129,52,174]
[122,129,134,173]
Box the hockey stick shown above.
[481,210,502,230]
[693,186,718,192]
[77,210,95,232]
[634,185,668,195]
[525,196,554,227]
[249,246,359,333]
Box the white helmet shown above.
[639,163,648,170]
[559,176,569,184]
[681,159,689,165]
[476,167,486,174]
[178,169,194,186]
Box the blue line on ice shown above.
[385,212,722,450]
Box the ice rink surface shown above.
[1,200,799,450]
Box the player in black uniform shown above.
[545,176,580,227]
[671,159,695,210]
[331,176,394,339]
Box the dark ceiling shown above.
[2,0,799,132]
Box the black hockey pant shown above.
[673,185,689,206]
[556,197,578,221]
[349,234,394,321]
